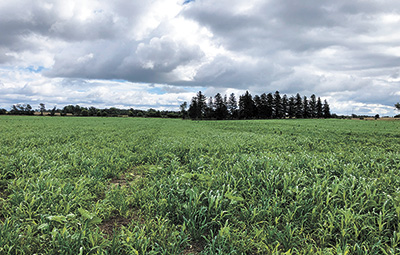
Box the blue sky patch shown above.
[26,66,45,73]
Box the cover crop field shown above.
[1,116,400,254]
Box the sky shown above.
[1,0,400,116]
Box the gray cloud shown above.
[45,36,205,83]
[1,0,400,115]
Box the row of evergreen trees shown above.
[187,91,331,120]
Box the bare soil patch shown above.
[109,167,143,189]
[109,175,129,188]
[182,239,206,255]
[99,215,133,238]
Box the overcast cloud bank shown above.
[1,0,400,115]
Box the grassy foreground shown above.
[1,116,400,254]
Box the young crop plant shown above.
[0,115,400,254]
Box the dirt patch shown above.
[182,239,206,255]
[99,215,133,238]
[99,210,145,238]
[109,168,143,189]
[110,175,129,188]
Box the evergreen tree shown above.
[196,91,207,119]
[259,93,269,119]
[323,100,331,118]
[295,93,303,118]
[282,94,288,118]
[316,97,323,118]
[239,91,255,119]
[303,96,310,118]
[288,96,295,118]
[205,96,214,119]
[227,93,238,119]
[273,91,283,118]
[214,93,228,120]
[266,93,274,118]
[224,94,228,113]
[309,94,317,118]
[188,97,198,119]
[253,95,261,118]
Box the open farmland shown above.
[1,116,400,254]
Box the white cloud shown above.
[0,0,400,115]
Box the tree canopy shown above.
[188,90,331,120]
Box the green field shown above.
[1,116,400,254]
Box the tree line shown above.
[0,103,181,118]
[186,91,331,120]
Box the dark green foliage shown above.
[295,93,303,118]
[239,91,255,119]
[9,104,34,115]
[188,90,331,120]
[39,103,45,116]
[214,93,228,120]
[317,97,323,118]
[288,96,295,118]
[310,94,317,118]
[273,91,283,118]
[323,99,331,118]
[303,95,310,118]
[266,92,274,118]
[188,91,207,119]
[180,102,188,119]
[282,94,288,118]
[227,93,238,119]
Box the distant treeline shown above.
[0,103,181,118]
[1,90,332,120]
[186,91,331,120]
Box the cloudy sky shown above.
[1,0,400,115]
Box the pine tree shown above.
[188,97,198,119]
[288,96,295,118]
[228,93,238,119]
[295,93,303,118]
[188,91,206,119]
[239,91,255,119]
[273,91,283,118]
[196,91,206,119]
[282,94,288,119]
[309,94,317,118]
[259,93,269,119]
[323,100,331,118]
[266,93,274,118]
[253,95,261,118]
[303,96,310,118]
[316,97,323,118]
[205,96,214,119]
[214,93,228,120]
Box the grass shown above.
[1,116,400,254]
